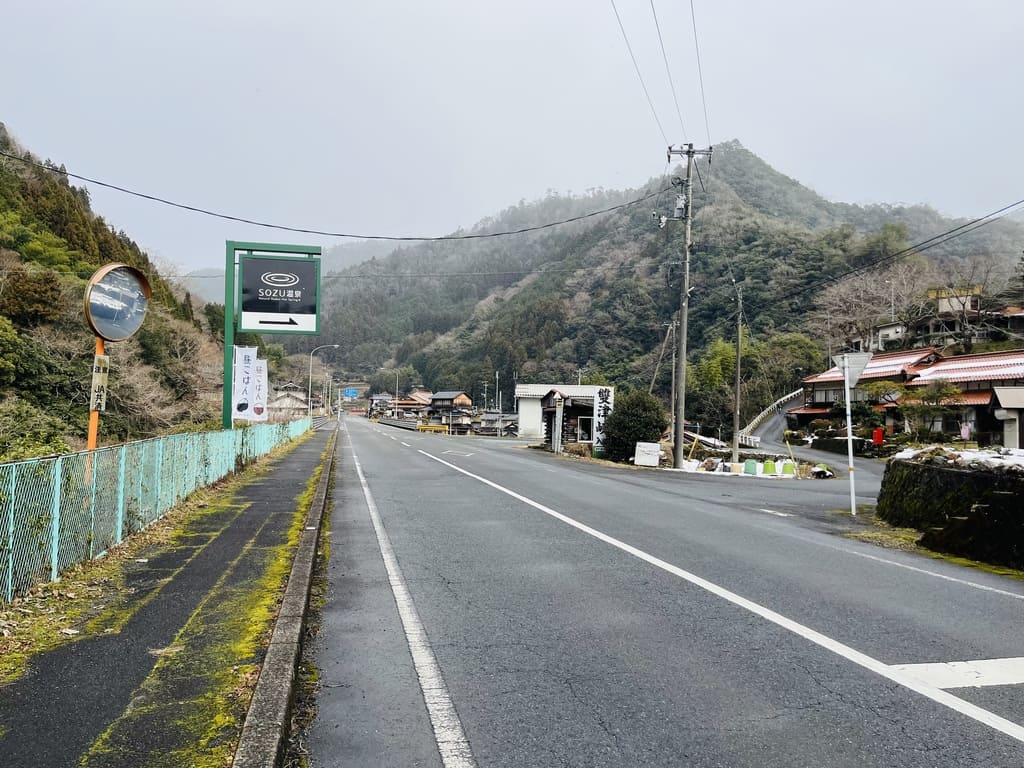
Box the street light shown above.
[308,344,339,418]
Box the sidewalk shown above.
[0,424,335,768]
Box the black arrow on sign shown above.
[259,318,299,326]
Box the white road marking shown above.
[401,442,412,447]
[442,450,474,457]
[757,508,793,517]
[418,449,1024,744]
[891,657,1024,689]
[352,452,476,768]
[796,536,1024,601]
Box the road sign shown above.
[238,255,320,334]
[344,388,359,399]
[833,352,873,386]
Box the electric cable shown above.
[609,0,669,146]
[695,197,1024,340]
[0,148,669,243]
[689,0,713,146]
[649,0,688,141]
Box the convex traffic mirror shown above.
[84,264,151,341]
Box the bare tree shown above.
[929,255,1013,352]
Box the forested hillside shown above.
[4,116,1019,456]
[0,123,225,459]
[294,140,1022,438]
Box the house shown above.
[430,391,472,410]
[427,391,474,434]
[907,350,1024,441]
[513,384,615,453]
[473,410,519,437]
[990,387,1024,449]
[790,348,941,429]
[367,393,393,418]
[267,389,308,421]
[790,348,1024,445]
[514,384,614,441]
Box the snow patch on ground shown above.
[893,445,1024,472]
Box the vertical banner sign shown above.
[232,346,258,420]
[90,354,110,412]
[593,386,615,455]
[252,358,269,422]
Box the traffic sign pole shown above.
[834,352,872,517]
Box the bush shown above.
[601,390,668,463]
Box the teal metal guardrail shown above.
[1,418,310,603]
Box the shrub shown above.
[601,390,668,463]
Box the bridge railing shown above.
[739,388,805,447]
[0,418,310,604]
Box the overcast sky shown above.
[3,1,1022,274]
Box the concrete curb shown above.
[233,426,338,768]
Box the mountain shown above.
[5,117,1020,454]
[281,140,1023,434]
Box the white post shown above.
[842,354,857,517]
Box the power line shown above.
[0,148,668,242]
[609,0,669,145]
[689,0,713,146]
[649,0,687,140]
[697,197,1024,339]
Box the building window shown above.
[578,416,593,443]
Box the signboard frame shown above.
[222,241,323,428]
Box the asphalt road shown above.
[308,417,1024,767]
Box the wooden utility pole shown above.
[665,143,712,468]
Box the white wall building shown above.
[514,384,614,441]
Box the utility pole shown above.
[665,143,712,468]
[732,284,742,464]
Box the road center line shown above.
[418,449,1024,744]
[353,452,476,768]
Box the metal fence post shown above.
[116,445,127,544]
[89,450,98,559]
[138,441,146,526]
[155,441,164,516]
[50,456,63,583]
[6,464,15,603]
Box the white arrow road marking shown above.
[757,508,793,517]
[891,658,1024,689]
